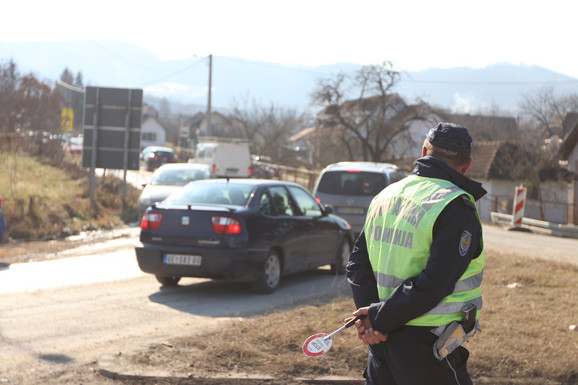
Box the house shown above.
[180,111,234,149]
[560,113,578,224]
[140,116,166,149]
[469,141,575,224]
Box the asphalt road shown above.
[0,222,575,383]
[0,229,350,381]
[482,224,577,266]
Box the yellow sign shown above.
[61,108,74,132]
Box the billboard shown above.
[82,86,142,170]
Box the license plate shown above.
[336,206,365,215]
[163,253,202,266]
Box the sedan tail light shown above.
[141,212,163,230]
[211,216,242,235]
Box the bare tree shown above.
[16,74,62,134]
[515,87,578,219]
[0,60,19,133]
[311,61,430,163]
[519,87,578,138]
[227,98,308,164]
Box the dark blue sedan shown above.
[135,179,353,294]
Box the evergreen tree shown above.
[60,68,74,84]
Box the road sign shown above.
[82,86,142,170]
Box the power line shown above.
[401,78,578,86]
[89,41,206,87]
[139,59,205,87]
[89,41,167,71]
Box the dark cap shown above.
[426,122,472,152]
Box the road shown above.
[0,222,575,383]
[482,223,577,266]
[0,228,350,382]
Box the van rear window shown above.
[316,171,387,196]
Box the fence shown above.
[480,194,574,225]
[276,164,320,191]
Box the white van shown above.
[190,138,252,178]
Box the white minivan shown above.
[312,162,406,237]
[190,138,252,178]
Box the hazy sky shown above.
[2,0,577,77]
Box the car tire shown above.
[253,250,281,294]
[331,238,350,275]
[156,275,181,286]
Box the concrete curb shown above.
[98,352,364,384]
[97,352,564,385]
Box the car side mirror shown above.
[323,205,333,215]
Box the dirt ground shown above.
[1,225,576,385]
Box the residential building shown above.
[140,116,166,149]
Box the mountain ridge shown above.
[1,40,577,115]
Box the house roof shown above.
[435,112,518,142]
[183,111,232,128]
[317,94,406,118]
[560,112,578,160]
[467,141,576,182]
[468,141,503,179]
[288,127,316,142]
[339,94,405,113]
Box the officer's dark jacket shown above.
[347,156,487,339]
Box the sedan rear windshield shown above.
[150,169,206,186]
[153,151,175,158]
[317,171,387,196]
[165,183,255,206]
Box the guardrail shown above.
[490,212,578,239]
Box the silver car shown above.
[137,163,214,219]
[312,162,406,237]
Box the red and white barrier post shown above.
[512,185,527,226]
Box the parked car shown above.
[312,162,406,237]
[137,163,214,219]
[135,179,353,294]
[0,194,7,243]
[141,146,179,171]
[251,155,280,179]
[64,135,83,155]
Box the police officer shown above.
[346,122,486,385]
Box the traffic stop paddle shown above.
[302,315,364,357]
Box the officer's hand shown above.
[353,307,388,345]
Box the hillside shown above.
[1,40,578,114]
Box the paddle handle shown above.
[323,314,366,340]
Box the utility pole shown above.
[206,54,212,136]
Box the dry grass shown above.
[0,149,141,240]
[131,250,578,384]
[468,251,577,382]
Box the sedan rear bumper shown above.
[135,242,269,281]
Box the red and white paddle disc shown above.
[302,333,332,357]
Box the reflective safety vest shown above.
[365,175,484,327]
